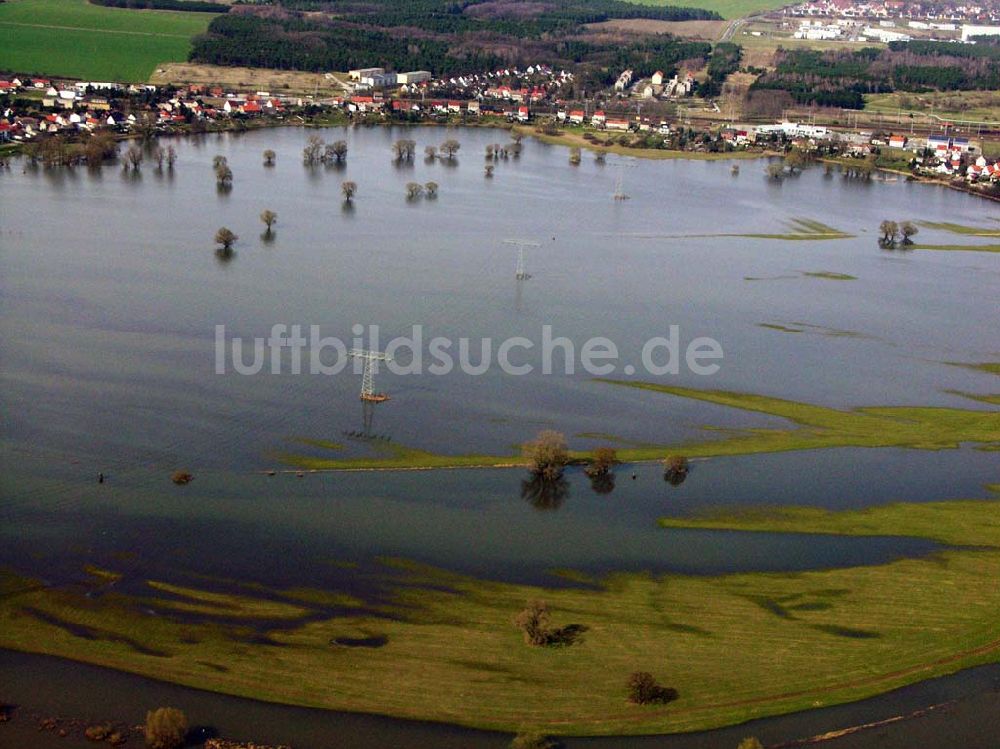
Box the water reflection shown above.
[521,473,570,511]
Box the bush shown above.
[626,672,679,705]
[144,707,188,749]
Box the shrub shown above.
[627,672,679,705]
[144,707,188,749]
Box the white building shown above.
[961,24,1000,41]
[397,71,431,85]
[348,67,384,81]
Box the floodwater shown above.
[0,125,998,743]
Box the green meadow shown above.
[4,494,1000,735]
[622,0,792,20]
[0,0,215,81]
[283,380,1000,471]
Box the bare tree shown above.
[303,135,324,165]
[392,138,416,161]
[214,227,238,250]
[124,145,143,171]
[330,140,348,162]
[523,430,568,480]
[260,209,277,231]
[879,220,899,246]
[440,139,461,159]
[166,145,177,168]
[342,181,357,201]
[151,146,164,170]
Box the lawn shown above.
[623,0,792,21]
[0,0,216,82]
[4,495,1000,736]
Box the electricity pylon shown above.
[348,349,392,402]
[504,238,540,280]
[613,160,635,201]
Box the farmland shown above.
[624,0,793,21]
[0,0,215,82]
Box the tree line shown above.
[89,0,228,11]
[750,43,1000,109]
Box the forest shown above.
[90,0,227,10]
[190,4,720,78]
[750,42,1000,109]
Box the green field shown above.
[624,0,791,20]
[0,0,215,82]
[4,492,1000,736]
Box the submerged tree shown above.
[123,145,143,171]
[151,146,164,170]
[215,164,233,186]
[879,220,899,247]
[424,181,438,198]
[595,149,607,164]
[263,149,276,166]
[303,135,324,165]
[330,140,348,162]
[766,162,785,180]
[440,139,461,159]
[392,138,416,162]
[569,147,581,165]
[214,227,238,251]
[663,455,690,486]
[900,221,918,245]
[260,209,277,231]
[166,146,177,169]
[425,145,437,160]
[212,154,228,170]
[523,430,568,480]
[405,181,424,199]
[342,181,357,202]
[484,164,495,178]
